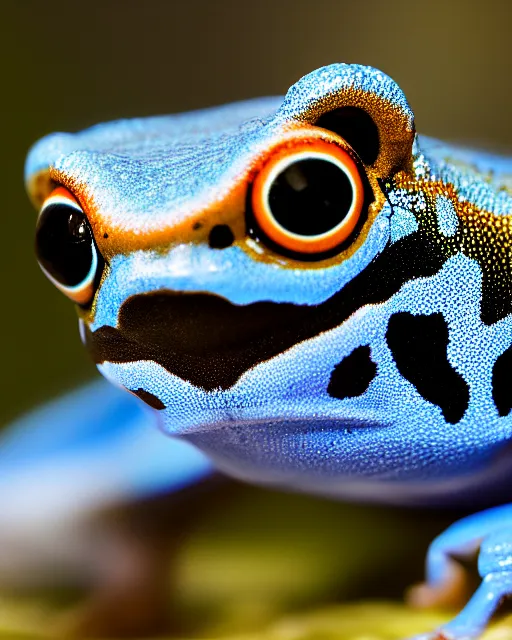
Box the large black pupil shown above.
[268,158,354,236]
[35,203,94,287]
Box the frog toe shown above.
[408,557,469,610]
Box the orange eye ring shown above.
[36,186,102,306]
[251,139,365,255]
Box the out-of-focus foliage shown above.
[0,486,508,640]
[2,598,512,640]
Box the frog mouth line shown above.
[86,227,453,391]
[88,291,329,391]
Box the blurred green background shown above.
[0,0,512,424]
[0,0,511,424]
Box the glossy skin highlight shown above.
[13,63,512,638]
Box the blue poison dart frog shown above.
[4,63,512,639]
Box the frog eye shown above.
[251,140,365,256]
[35,187,103,305]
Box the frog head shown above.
[25,64,512,501]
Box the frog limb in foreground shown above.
[12,63,512,638]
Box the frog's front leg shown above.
[410,505,512,639]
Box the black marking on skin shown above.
[86,225,450,391]
[327,345,377,399]
[492,345,512,417]
[482,276,512,326]
[314,107,380,165]
[86,180,509,392]
[208,225,234,249]
[386,312,469,424]
[388,180,512,326]
[130,388,166,410]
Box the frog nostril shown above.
[208,224,234,249]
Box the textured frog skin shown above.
[21,64,512,638]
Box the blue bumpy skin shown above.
[13,63,512,638]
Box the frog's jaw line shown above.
[87,213,390,332]
[86,178,511,395]
[95,252,512,507]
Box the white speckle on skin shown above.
[390,206,419,243]
[436,195,459,237]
